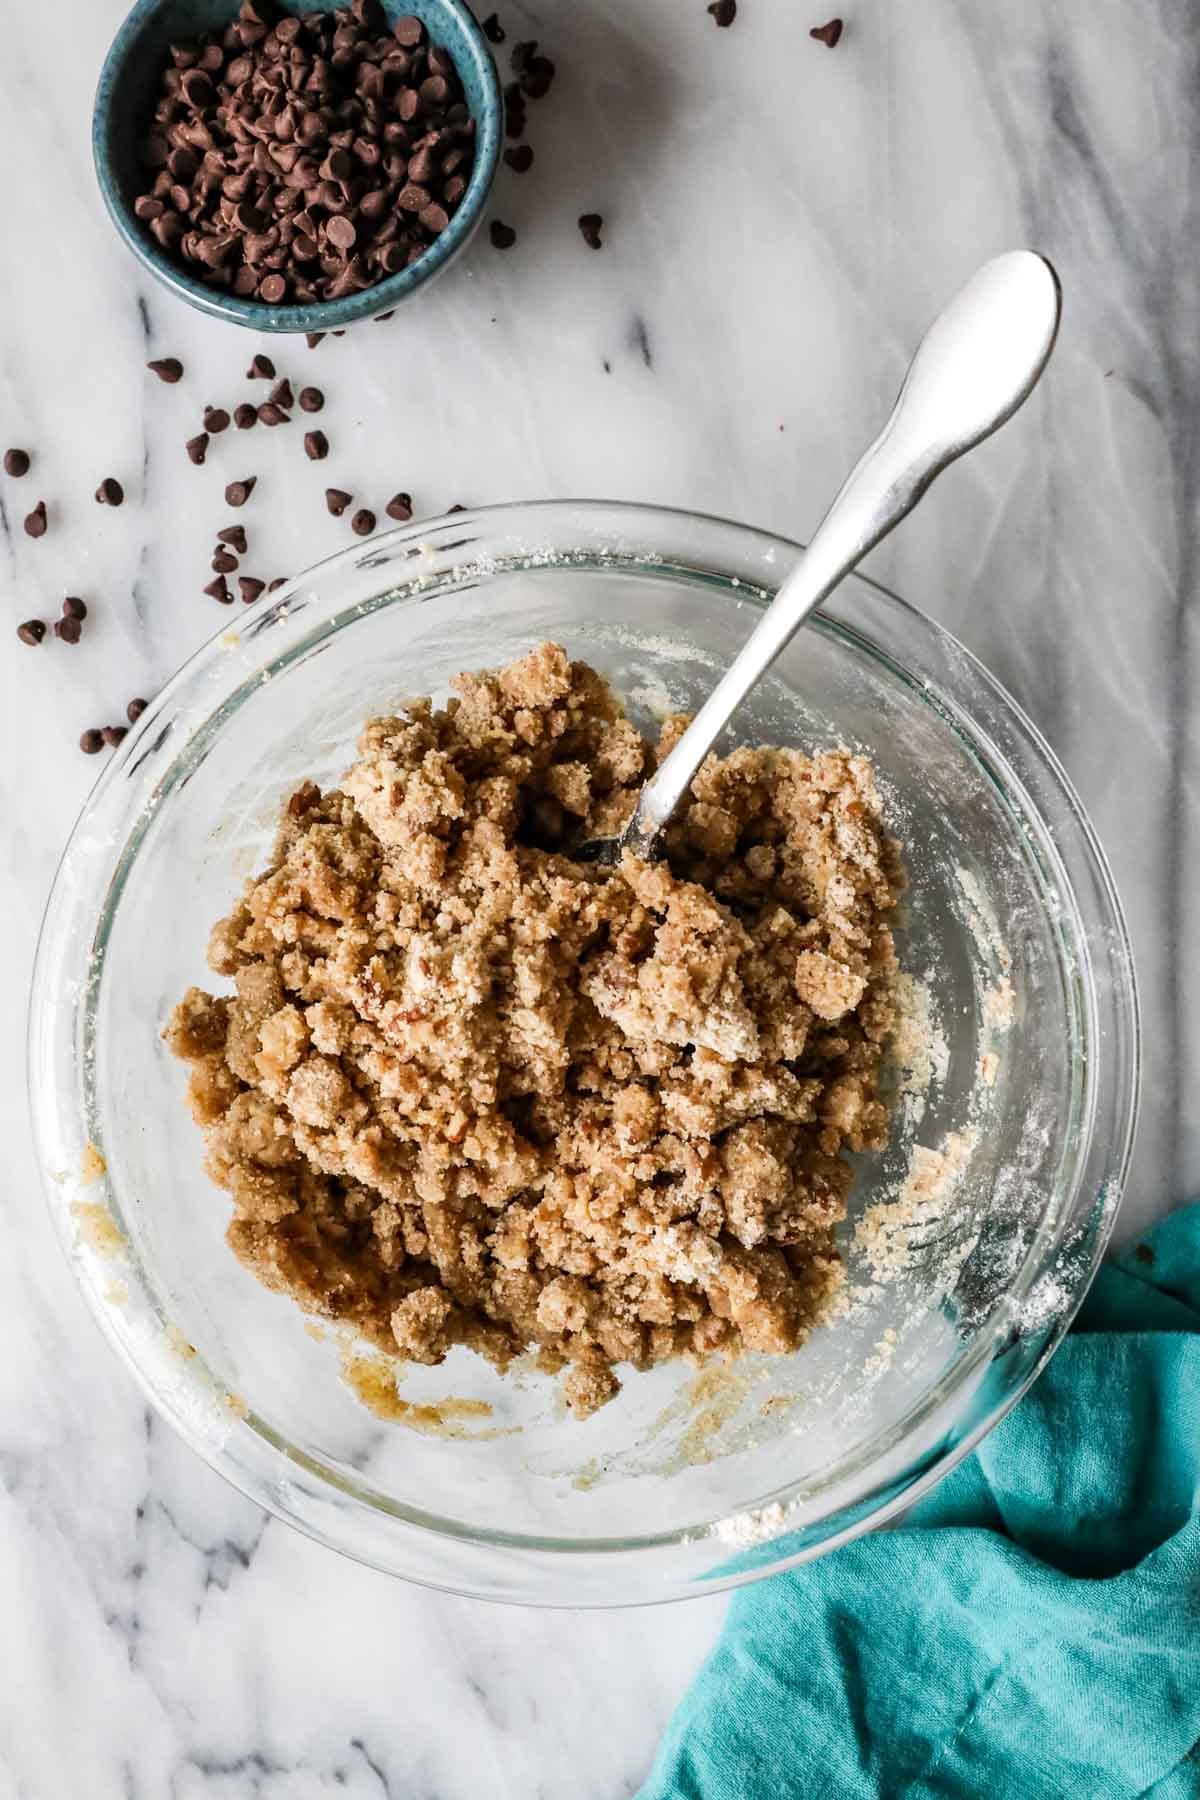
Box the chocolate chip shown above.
[23,501,47,538]
[147,357,184,384]
[707,0,736,23]
[268,577,287,592]
[447,503,467,513]
[351,507,376,535]
[578,212,603,249]
[482,12,505,42]
[810,16,843,45]
[102,725,129,748]
[80,729,105,755]
[95,477,125,505]
[257,402,290,426]
[212,551,239,574]
[511,39,536,72]
[325,487,353,516]
[503,144,533,173]
[490,219,516,249]
[519,55,555,99]
[238,576,266,603]
[385,491,413,521]
[259,273,287,303]
[306,332,326,348]
[62,596,88,621]
[186,433,209,465]
[127,697,149,724]
[269,378,294,410]
[805,16,845,46]
[204,575,233,603]
[234,402,258,429]
[4,447,31,477]
[217,525,248,552]
[54,617,81,644]
[393,14,423,46]
[304,429,330,460]
[298,387,325,413]
[16,619,45,646]
[204,406,231,434]
[248,354,276,379]
[225,477,257,505]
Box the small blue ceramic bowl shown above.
[93,0,501,333]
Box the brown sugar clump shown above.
[167,644,901,1416]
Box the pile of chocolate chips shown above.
[134,0,477,306]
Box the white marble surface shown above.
[2,0,1197,1792]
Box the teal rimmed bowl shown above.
[93,0,502,333]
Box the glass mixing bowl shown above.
[29,501,1139,1606]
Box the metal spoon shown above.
[577,250,1062,865]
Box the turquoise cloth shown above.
[641,1204,1200,1800]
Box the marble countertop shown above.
[2,0,1196,1792]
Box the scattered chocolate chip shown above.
[519,54,555,99]
[234,403,257,429]
[23,500,47,538]
[809,16,843,45]
[239,576,266,603]
[707,0,736,22]
[80,729,105,755]
[225,477,257,506]
[4,447,31,478]
[325,488,353,516]
[257,402,290,427]
[351,507,376,535]
[186,433,209,466]
[578,212,603,250]
[248,355,276,380]
[204,406,231,434]
[447,503,467,513]
[504,144,534,173]
[298,387,324,413]
[268,577,287,592]
[54,617,81,644]
[304,429,330,461]
[490,220,517,249]
[95,477,125,506]
[482,12,505,42]
[374,312,395,323]
[62,596,88,621]
[269,379,295,411]
[212,551,239,574]
[102,725,128,748]
[511,39,536,71]
[127,697,148,723]
[17,619,45,646]
[385,491,413,521]
[306,333,326,349]
[204,575,233,603]
[147,357,183,384]
[217,525,248,553]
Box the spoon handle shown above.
[621,251,1062,858]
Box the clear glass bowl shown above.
[29,502,1140,1606]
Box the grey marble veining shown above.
[1,0,1197,1793]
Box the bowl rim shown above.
[91,0,502,333]
[28,499,1142,1603]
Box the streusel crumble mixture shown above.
[167,644,901,1415]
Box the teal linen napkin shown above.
[640,1204,1200,1800]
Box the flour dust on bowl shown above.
[29,502,1139,1606]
